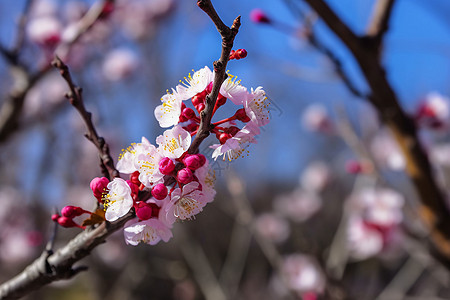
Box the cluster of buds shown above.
[55,60,270,246]
[52,206,92,229]
[229,49,247,60]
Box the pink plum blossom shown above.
[164,182,207,224]
[300,161,331,193]
[274,189,322,222]
[254,213,290,244]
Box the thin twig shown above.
[365,0,397,54]
[51,56,119,180]
[188,0,240,154]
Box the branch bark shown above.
[302,0,450,269]
[188,0,240,154]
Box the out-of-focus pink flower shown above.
[280,254,325,296]
[301,104,332,133]
[27,17,62,47]
[300,161,331,193]
[346,187,405,260]
[254,213,290,244]
[370,130,405,171]
[250,8,271,24]
[102,48,138,81]
[415,92,450,129]
[274,189,322,222]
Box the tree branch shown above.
[302,0,450,269]
[51,56,119,180]
[365,0,396,46]
[0,213,134,300]
[188,0,240,154]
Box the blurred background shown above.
[1,0,450,299]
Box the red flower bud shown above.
[177,168,194,184]
[159,157,175,175]
[152,183,168,200]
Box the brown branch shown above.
[188,0,240,154]
[366,0,396,49]
[0,213,134,300]
[302,0,450,269]
[0,0,113,144]
[51,56,119,180]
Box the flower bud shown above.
[57,216,84,229]
[227,126,240,136]
[183,154,203,170]
[135,202,152,221]
[235,108,250,122]
[192,94,205,107]
[130,171,141,185]
[90,177,109,202]
[250,9,271,24]
[196,103,205,113]
[182,107,196,120]
[177,168,194,184]
[152,183,168,200]
[219,133,232,144]
[236,49,247,59]
[51,214,60,222]
[127,180,140,200]
[61,206,88,218]
[159,157,175,175]
[216,94,227,106]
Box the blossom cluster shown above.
[53,64,270,246]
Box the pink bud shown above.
[61,206,88,218]
[159,157,175,175]
[236,49,247,59]
[90,177,109,202]
[196,103,205,113]
[192,93,205,107]
[51,214,60,222]
[183,154,204,170]
[130,171,141,185]
[219,133,232,144]
[177,168,194,184]
[235,108,250,122]
[227,126,240,136]
[250,9,271,24]
[151,183,168,200]
[127,180,140,200]
[345,160,362,174]
[57,216,84,229]
[135,202,152,221]
[182,107,196,120]
[197,154,206,167]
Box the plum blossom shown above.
[117,137,153,174]
[27,17,62,46]
[347,215,384,260]
[211,123,259,161]
[370,130,405,171]
[124,218,173,246]
[164,182,207,224]
[104,178,134,222]
[245,87,270,126]
[219,74,248,105]
[154,91,183,128]
[177,66,214,100]
[415,92,450,128]
[135,147,164,187]
[156,126,191,159]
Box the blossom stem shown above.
[213,116,237,126]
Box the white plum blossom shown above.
[302,104,331,132]
[244,87,270,126]
[154,91,183,128]
[219,74,248,105]
[210,123,259,161]
[104,178,134,222]
[156,126,191,159]
[177,66,214,100]
[116,137,153,174]
[370,130,405,171]
[135,146,164,187]
[164,182,207,224]
[124,218,173,246]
